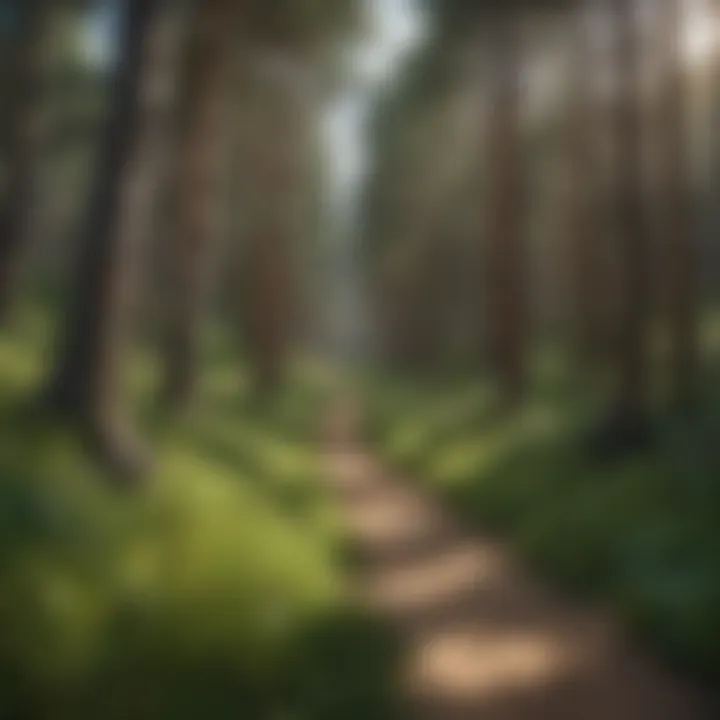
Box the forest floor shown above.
[0,313,400,719]
[324,400,715,720]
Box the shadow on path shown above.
[322,401,714,720]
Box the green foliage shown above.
[365,369,720,684]
[0,321,399,719]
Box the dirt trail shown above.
[323,403,714,719]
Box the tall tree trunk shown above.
[44,0,179,478]
[606,0,650,440]
[160,0,234,411]
[236,56,310,395]
[713,0,720,297]
[0,0,53,321]
[567,0,606,364]
[240,128,297,395]
[659,0,697,408]
[484,12,526,409]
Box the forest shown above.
[0,0,719,718]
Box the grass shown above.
[363,361,720,687]
[0,311,400,720]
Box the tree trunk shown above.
[659,0,697,409]
[235,55,310,395]
[0,0,53,321]
[44,0,179,479]
[567,0,607,364]
[484,12,526,409]
[160,0,234,411]
[605,0,650,441]
[242,230,293,393]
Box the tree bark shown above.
[606,0,650,439]
[0,0,53,320]
[160,0,234,411]
[44,0,180,478]
[484,12,526,409]
[659,0,698,409]
[567,0,607,364]
[235,55,311,395]
[242,229,294,393]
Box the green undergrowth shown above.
[364,367,720,688]
[0,312,400,720]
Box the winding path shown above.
[323,402,713,719]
